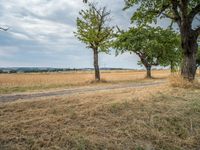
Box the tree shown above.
[124,0,200,81]
[74,3,114,81]
[114,26,180,78]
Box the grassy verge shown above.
[1,86,199,149]
[0,83,82,94]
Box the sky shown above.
[0,0,197,69]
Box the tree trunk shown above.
[180,30,198,81]
[145,65,152,79]
[181,53,197,80]
[170,61,175,73]
[93,49,100,81]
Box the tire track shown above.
[0,81,165,103]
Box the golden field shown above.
[1,70,200,149]
[0,85,200,149]
[0,70,170,94]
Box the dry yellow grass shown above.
[0,70,170,94]
[0,85,200,150]
[169,73,200,89]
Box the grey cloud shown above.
[0,0,170,68]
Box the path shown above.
[0,81,165,103]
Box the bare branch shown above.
[0,27,9,31]
[116,25,123,33]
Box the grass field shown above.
[0,70,200,149]
[0,85,200,150]
[0,70,170,94]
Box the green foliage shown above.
[74,3,114,53]
[124,0,199,80]
[124,0,200,26]
[114,26,181,68]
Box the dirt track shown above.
[0,81,165,103]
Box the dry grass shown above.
[169,73,200,89]
[0,85,200,150]
[0,70,170,94]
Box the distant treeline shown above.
[0,67,134,74]
[0,68,75,74]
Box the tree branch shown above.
[171,0,181,27]
[148,3,170,18]
[153,0,181,26]
[189,3,200,19]
[0,27,9,31]
[195,26,200,35]
[136,52,150,67]
[151,62,159,66]
[157,4,171,16]
[135,52,142,58]
[162,13,176,20]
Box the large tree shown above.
[114,26,180,78]
[124,0,200,81]
[74,3,114,81]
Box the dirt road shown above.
[0,81,165,103]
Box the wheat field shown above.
[0,70,170,94]
[1,70,200,149]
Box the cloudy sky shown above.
[0,0,175,68]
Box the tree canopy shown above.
[124,0,200,80]
[114,26,180,77]
[74,3,114,53]
[124,0,200,30]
